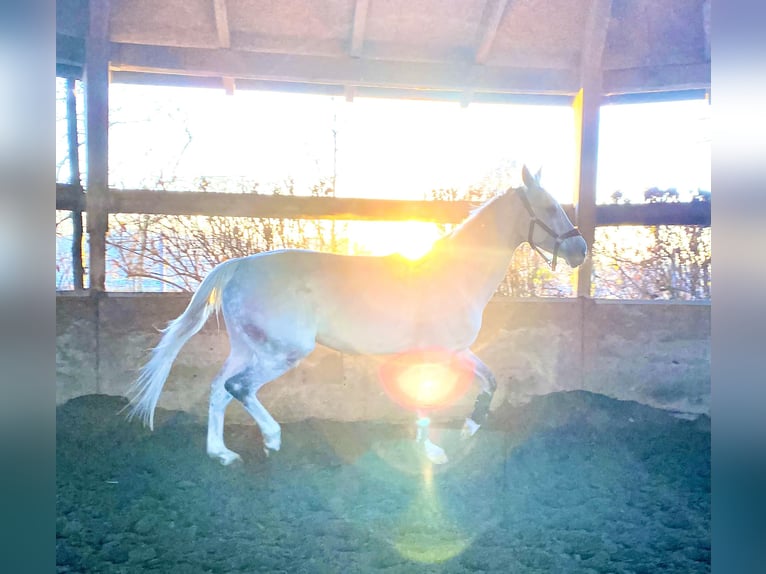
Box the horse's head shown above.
[516,165,588,270]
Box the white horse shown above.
[125,166,587,465]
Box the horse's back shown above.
[219,249,484,355]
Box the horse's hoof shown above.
[262,430,282,452]
[423,439,449,465]
[210,450,242,466]
[461,418,480,440]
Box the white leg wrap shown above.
[423,439,449,465]
[461,417,481,439]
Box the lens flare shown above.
[378,349,474,411]
[392,462,473,563]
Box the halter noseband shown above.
[516,187,582,271]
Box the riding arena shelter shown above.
[56,2,711,572]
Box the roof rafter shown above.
[462,0,511,107]
[350,0,370,58]
[345,0,371,100]
[474,0,512,64]
[213,0,233,93]
[213,0,231,48]
[580,0,612,83]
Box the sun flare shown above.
[349,220,442,260]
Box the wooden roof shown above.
[57,0,710,103]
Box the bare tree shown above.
[592,188,711,300]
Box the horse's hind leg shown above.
[207,353,250,465]
[460,350,497,439]
[235,386,282,454]
[224,342,314,456]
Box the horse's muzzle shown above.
[562,235,588,268]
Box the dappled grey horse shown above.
[125,166,587,464]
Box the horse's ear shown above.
[534,167,542,184]
[521,165,535,188]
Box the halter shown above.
[516,187,582,271]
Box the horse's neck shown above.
[433,192,524,301]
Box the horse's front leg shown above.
[415,410,448,464]
[460,350,497,439]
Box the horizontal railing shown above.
[56,183,710,227]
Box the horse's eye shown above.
[546,205,558,216]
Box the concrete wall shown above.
[56,294,710,423]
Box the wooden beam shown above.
[58,185,711,229]
[572,0,611,298]
[222,76,236,95]
[110,43,581,95]
[345,0,370,99]
[572,85,599,298]
[110,71,576,104]
[107,190,480,223]
[213,0,232,93]
[57,184,710,227]
[57,33,86,67]
[580,0,612,74]
[459,65,485,107]
[349,0,370,58]
[474,0,511,64]
[56,183,86,211]
[602,63,710,95]
[464,0,511,106]
[108,58,710,100]
[85,0,111,292]
[596,202,710,227]
[213,0,231,48]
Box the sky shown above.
[57,81,710,206]
[56,80,711,262]
[103,84,577,201]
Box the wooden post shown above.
[572,83,599,298]
[84,0,111,292]
[65,77,85,291]
[573,0,611,298]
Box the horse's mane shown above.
[445,187,515,239]
[416,188,516,262]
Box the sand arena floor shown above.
[56,391,710,573]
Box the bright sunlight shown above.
[348,220,443,260]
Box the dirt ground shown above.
[56,391,710,573]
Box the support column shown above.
[572,81,600,298]
[84,0,111,292]
[573,0,611,298]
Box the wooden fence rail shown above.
[56,184,710,227]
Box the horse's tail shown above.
[122,258,242,430]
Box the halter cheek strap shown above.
[516,188,582,271]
